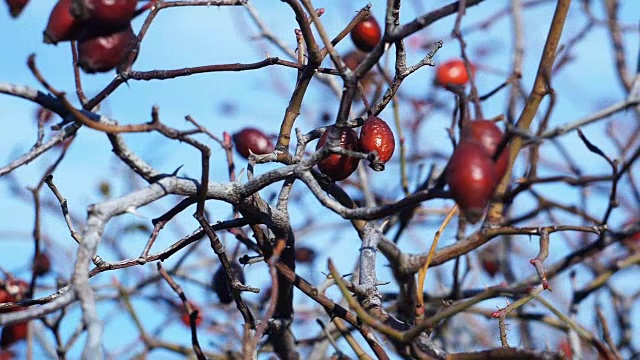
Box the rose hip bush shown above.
[0,1,639,359]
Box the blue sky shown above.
[1,0,639,358]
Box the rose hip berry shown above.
[77,26,135,73]
[316,126,360,181]
[71,0,137,27]
[33,252,51,277]
[179,301,203,328]
[295,247,316,264]
[232,128,274,159]
[43,0,83,44]
[461,120,509,179]
[435,59,475,87]
[479,245,500,277]
[445,141,499,223]
[359,115,395,171]
[350,16,381,52]
[5,0,29,18]
[0,321,27,349]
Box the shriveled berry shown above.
[71,0,137,28]
[5,0,29,18]
[359,115,395,171]
[232,128,274,159]
[461,120,509,179]
[212,262,245,304]
[32,252,51,276]
[435,59,475,87]
[316,126,360,181]
[43,0,83,44]
[350,16,381,52]
[445,141,498,223]
[77,26,135,73]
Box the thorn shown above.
[171,165,184,176]
[125,206,147,219]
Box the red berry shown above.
[4,0,28,18]
[343,50,366,71]
[0,321,27,350]
[461,120,509,179]
[445,141,499,223]
[435,59,475,87]
[32,253,51,277]
[232,128,274,159]
[316,126,360,181]
[342,50,378,102]
[359,115,395,171]
[479,245,500,277]
[71,0,137,27]
[295,247,316,264]
[350,16,381,52]
[0,290,15,306]
[211,262,245,304]
[43,0,83,44]
[77,26,135,73]
[557,340,572,360]
[179,301,203,328]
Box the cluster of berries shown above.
[43,0,147,73]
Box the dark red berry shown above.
[295,247,316,264]
[316,126,360,181]
[350,16,381,52]
[343,50,366,71]
[461,120,509,179]
[35,107,54,124]
[43,0,83,44]
[435,59,475,87]
[32,252,51,276]
[71,0,137,28]
[0,321,27,350]
[445,141,499,223]
[232,128,274,159]
[4,0,29,18]
[212,262,245,304]
[359,115,395,171]
[77,26,135,73]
